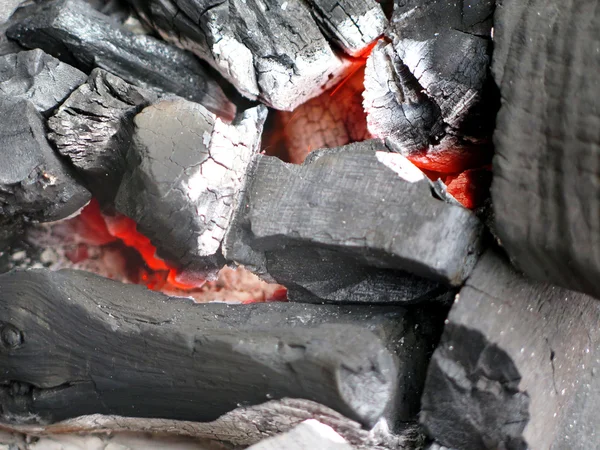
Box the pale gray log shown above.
[247,420,355,450]
[6,0,236,120]
[491,0,600,299]
[420,250,600,449]
[48,68,157,204]
[115,99,267,278]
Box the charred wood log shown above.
[123,0,353,110]
[47,68,158,204]
[115,98,267,278]
[225,140,484,290]
[491,0,600,299]
[0,268,443,428]
[0,49,86,115]
[6,0,236,120]
[420,249,600,449]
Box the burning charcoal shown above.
[492,0,600,299]
[0,96,90,226]
[304,0,387,57]
[420,249,600,449]
[0,49,86,115]
[247,420,354,450]
[0,268,444,427]
[225,140,484,291]
[124,0,351,110]
[48,68,158,204]
[115,99,267,278]
[6,0,236,121]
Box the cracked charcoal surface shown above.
[0,96,90,228]
[123,0,352,110]
[48,68,158,204]
[492,0,600,300]
[364,0,496,155]
[420,249,600,450]
[225,139,484,288]
[7,0,236,121]
[0,49,86,115]
[115,98,267,278]
[0,268,444,428]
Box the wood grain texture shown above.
[491,0,600,298]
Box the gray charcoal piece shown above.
[0,49,86,115]
[304,0,387,57]
[0,96,90,223]
[115,98,267,278]
[246,420,355,450]
[491,0,600,299]
[6,0,236,121]
[48,68,158,204]
[420,249,600,450]
[225,140,484,287]
[0,0,22,24]
[0,268,444,428]
[124,0,349,110]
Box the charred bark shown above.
[491,0,600,299]
[0,269,443,428]
[420,249,600,449]
[6,0,236,120]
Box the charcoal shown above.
[0,0,22,24]
[491,0,600,299]
[420,249,600,449]
[0,49,86,115]
[247,420,354,450]
[225,140,484,289]
[0,268,444,427]
[48,68,158,204]
[115,99,267,278]
[363,0,495,154]
[6,0,236,121]
[0,96,90,225]
[304,0,387,56]
[124,0,350,110]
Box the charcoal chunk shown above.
[124,0,350,110]
[420,250,600,449]
[0,49,86,115]
[0,96,90,224]
[225,140,484,288]
[115,99,267,277]
[491,0,600,299]
[0,268,444,427]
[7,0,236,120]
[48,68,157,204]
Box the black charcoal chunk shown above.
[491,0,600,299]
[225,140,484,287]
[6,0,236,120]
[0,268,443,427]
[124,0,349,110]
[47,68,157,204]
[0,96,90,224]
[0,49,86,115]
[115,98,267,277]
[420,250,600,450]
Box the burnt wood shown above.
[491,0,600,299]
[420,249,600,449]
[6,0,236,120]
[48,68,158,204]
[0,49,86,115]
[0,269,443,428]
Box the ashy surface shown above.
[115,99,267,277]
[0,49,86,114]
[492,0,600,299]
[48,68,158,204]
[421,250,600,450]
[7,0,235,120]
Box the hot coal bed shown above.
[0,0,598,449]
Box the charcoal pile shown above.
[0,0,598,449]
